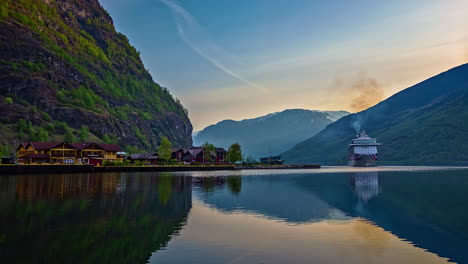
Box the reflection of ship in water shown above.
[0,173,192,264]
[350,171,380,202]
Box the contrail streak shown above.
[160,0,260,89]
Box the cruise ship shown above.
[348,131,381,167]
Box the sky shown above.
[99,0,468,131]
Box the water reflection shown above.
[0,173,192,264]
[350,171,380,202]
[195,170,468,263]
[192,175,243,196]
[0,169,467,264]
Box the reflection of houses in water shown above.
[192,176,242,195]
[13,173,125,200]
[0,173,193,264]
[350,171,380,202]
[9,173,192,202]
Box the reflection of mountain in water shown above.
[198,170,468,264]
[0,173,192,264]
[295,170,468,264]
[196,175,350,223]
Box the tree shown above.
[80,125,90,142]
[17,119,27,133]
[102,133,111,144]
[27,121,36,141]
[158,137,172,162]
[37,128,49,142]
[202,141,215,163]
[228,143,242,163]
[65,130,76,143]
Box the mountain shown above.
[193,109,349,159]
[282,64,468,165]
[0,0,192,155]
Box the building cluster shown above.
[14,142,228,166]
[128,147,227,165]
[16,142,125,165]
[259,156,284,165]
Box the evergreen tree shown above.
[228,143,242,163]
[17,119,27,133]
[80,125,90,142]
[158,137,172,162]
[102,133,111,144]
[37,128,49,142]
[27,121,36,141]
[65,130,76,143]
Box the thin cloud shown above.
[160,0,260,89]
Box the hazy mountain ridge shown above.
[282,64,468,165]
[193,109,349,158]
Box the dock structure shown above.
[0,164,320,174]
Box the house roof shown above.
[29,142,63,150]
[216,148,227,153]
[17,142,123,152]
[69,143,90,149]
[172,148,185,153]
[188,148,204,156]
[128,153,159,160]
[97,143,123,152]
[63,142,122,151]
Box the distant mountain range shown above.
[193,109,349,159]
[283,64,468,165]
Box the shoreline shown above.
[0,164,321,174]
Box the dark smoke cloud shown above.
[348,73,384,112]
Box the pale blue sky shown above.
[100,0,467,130]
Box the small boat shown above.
[348,131,381,167]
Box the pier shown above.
[0,164,320,174]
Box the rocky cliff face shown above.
[0,0,192,153]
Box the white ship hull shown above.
[348,154,377,167]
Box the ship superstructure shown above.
[348,131,381,167]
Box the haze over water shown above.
[1,167,467,263]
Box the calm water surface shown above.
[0,167,467,264]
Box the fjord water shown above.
[1,168,467,264]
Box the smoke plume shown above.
[348,73,384,112]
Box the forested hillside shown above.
[283,64,468,165]
[0,0,192,155]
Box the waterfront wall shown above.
[0,164,320,175]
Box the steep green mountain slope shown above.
[282,64,468,165]
[0,0,192,155]
[193,109,349,159]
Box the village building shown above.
[171,148,186,162]
[183,147,204,163]
[16,142,124,165]
[215,148,227,163]
[127,152,159,165]
[181,147,228,164]
[259,156,284,165]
